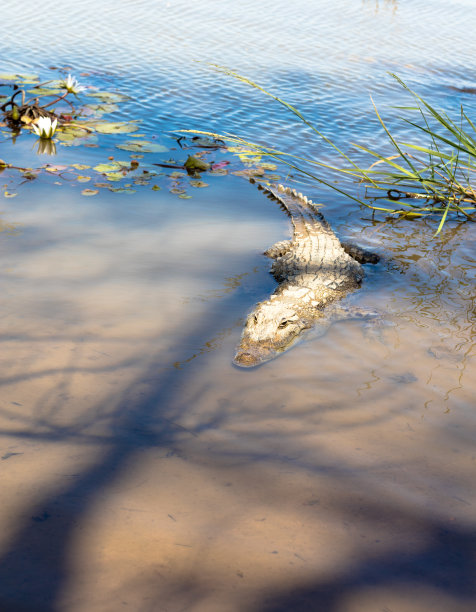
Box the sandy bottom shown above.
[0,185,474,611]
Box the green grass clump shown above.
[184,65,476,236]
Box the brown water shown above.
[1,0,475,610]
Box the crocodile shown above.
[233,181,379,367]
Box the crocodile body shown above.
[233,182,379,367]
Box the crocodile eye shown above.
[278,319,291,329]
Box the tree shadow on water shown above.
[0,298,235,612]
[260,519,476,612]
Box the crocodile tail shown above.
[249,178,330,228]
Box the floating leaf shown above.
[184,155,210,172]
[105,171,126,182]
[71,164,91,170]
[4,191,17,198]
[211,161,230,170]
[86,91,130,103]
[178,194,192,199]
[93,121,140,134]
[55,125,98,146]
[190,180,209,188]
[0,73,38,82]
[81,189,98,196]
[94,182,110,188]
[232,168,265,177]
[76,175,91,182]
[133,177,151,186]
[94,162,122,173]
[44,165,69,173]
[17,74,39,82]
[170,171,186,179]
[108,187,136,194]
[27,88,62,96]
[190,136,226,149]
[84,103,119,116]
[116,140,168,153]
[170,188,186,195]
[152,185,161,191]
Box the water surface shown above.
[0,1,475,611]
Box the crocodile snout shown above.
[233,346,276,368]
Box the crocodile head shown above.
[233,295,313,368]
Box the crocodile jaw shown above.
[233,296,313,367]
[233,345,278,368]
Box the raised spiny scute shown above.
[233,182,379,368]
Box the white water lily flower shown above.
[59,74,85,95]
[32,116,58,139]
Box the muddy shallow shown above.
[1,0,475,610]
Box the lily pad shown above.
[81,189,98,196]
[55,125,98,146]
[190,180,209,188]
[0,73,38,82]
[71,164,91,170]
[105,171,126,182]
[76,175,91,182]
[86,91,130,103]
[4,191,17,198]
[84,103,119,116]
[44,164,69,173]
[232,168,266,178]
[116,140,168,153]
[27,88,62,96]
[93,121,140,134]
[133,177,151,186]
[94,162,122,173]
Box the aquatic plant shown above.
[59,73,85,95]
[184,65,476,235]
[0,74,86,126]
[31,116,57,139]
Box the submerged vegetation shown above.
[184,65,476,235]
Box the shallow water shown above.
[0,1,475,611]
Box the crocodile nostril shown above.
[234,352,258,367]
